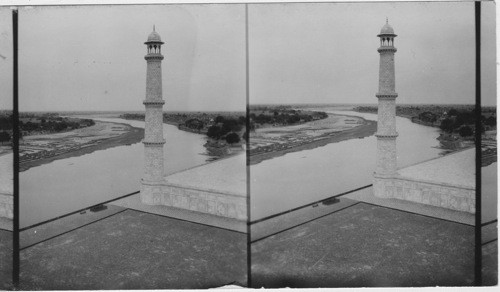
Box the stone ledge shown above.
[143,100,165,106]
[140,154,247,224]
[142,140,166,146]
[141,183,247,221]
[144,55,164,61]
[374,176,475,213]
[376,93,398,99]
[375,133,399,138]
[378,47,397,53]
[113,193,246,233]
[0,193,13,219]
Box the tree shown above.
[458,126,473,137]
[221,119,242,134]
[0,131,10,143]
[440,118,454,133]
[0,117,12,131]
[185,119,204,130]
[225,132,240,144]
[215,116,225,124]
[207,125,221,139]
[238,116,246,124]
[485,116,496,127]
[418,112,437,123]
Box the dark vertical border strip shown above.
[12,8,19,289]
[474,0,482,287]
[244,3,251,289]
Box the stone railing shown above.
[141,181,247,221]
[0,193,13,219]
[374,175,475,213]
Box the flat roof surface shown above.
[0,217,12,231]
[164,154,246,197]
[0,229,12,290]
[20,209,247,290]
[397,148,475,188]
[251,202,475,288]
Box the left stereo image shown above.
[0,7,14,290]
[5,4,248,289]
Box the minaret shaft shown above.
[144,59,165,144]
[378,52,396,94]
[142,32,165,184]
[375,23,398,180]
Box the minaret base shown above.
[139,154,247,223]
[140,180,165,205]
[373,174,397,199]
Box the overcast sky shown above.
[249,1,496,106]
[0,2,496,111]
[17,4,246,112]
[0,8,13,110]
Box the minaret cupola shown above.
[145,25,164,55]
[377,18,397,48]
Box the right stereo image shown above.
[247,1,496,287]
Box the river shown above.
[20,117,214,228]
[250,109,446,221]
[18,110,496,227]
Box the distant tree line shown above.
[0,115,12,131]
[439,109,495,137]
[0,131,10,143]
[0,114,13,143]
[20,117,95,134]
[183,119,204,130]
[418,112,438,123]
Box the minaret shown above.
[374,19,398,197]
[141,27,165,204]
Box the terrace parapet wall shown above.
[0,193,13,219]
[141,181,247,221]
[374,175,475,213]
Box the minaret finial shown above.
[386,17,388,24]
[153,24,156,32]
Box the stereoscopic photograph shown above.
[0,0,497,290]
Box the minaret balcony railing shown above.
[375,132,399,139]
[144,54,164,61]
[143,139,166,146]
[377,47,397,53]
[376,93,398,99]
[143,100,165,105]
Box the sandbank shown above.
[20,122,144,172]
[250,114,376,165]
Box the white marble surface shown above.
[398,148,475,188]
[164,154,246,197]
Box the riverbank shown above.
[250,114,376,165]
[0,146,12,157]
[20,122,143,172]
